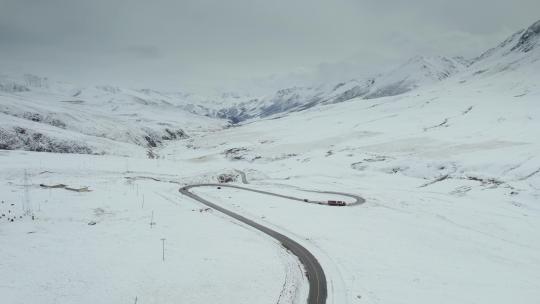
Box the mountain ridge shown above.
[1,19,539,154]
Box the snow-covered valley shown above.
[1,18,540,304]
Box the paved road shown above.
[234,170,249,184]
[179,181,363,304]
[233,170,364,206]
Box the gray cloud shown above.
[123,46,161,59]
[0,0,538,93]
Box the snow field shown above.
[0,152,294,304]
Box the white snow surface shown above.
[1,19,540,304]
[210,55,468,123]
[0,152,307,304]
[0,74,226,155]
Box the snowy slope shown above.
[212,56,467,123]
[463,19,540,83]
[152,20,540,303]
[0,74,226,156]
[1,18,540,304]
[0,152,306,304]
[209,21,540,124]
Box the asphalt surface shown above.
[234,170,249,184]
[179,177,364,304]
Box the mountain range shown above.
[1,19,539,155]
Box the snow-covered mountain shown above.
[464,19,540,78]
[143,20,540,304]
[211,56,468,123]
[2,18,540,304]
[1,19,539,155]
[0,75,226,156]
[206,20,540,124]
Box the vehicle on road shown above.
[328,200,346,206]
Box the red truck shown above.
[328,200,346,206]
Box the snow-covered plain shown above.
[0,152,306,304]
[1,19,540,304]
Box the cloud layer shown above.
[1,0,538,93]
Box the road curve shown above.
[179,183,363,304]
[234,170,249,184]
[233,170,364,206]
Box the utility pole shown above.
[23,170,31,216]
[161,238,166,261]
[150,211,155,228]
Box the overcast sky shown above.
[1,0,539,93]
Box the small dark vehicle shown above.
[328,200,346,206]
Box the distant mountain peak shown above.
[512,19,540,53]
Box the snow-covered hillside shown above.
[152,19,540,303]
[1,18,540,304]
[465,19,540,81]
[206,20,540,124]
[0,74,226,156]
[211,56,467,123]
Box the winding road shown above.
[179,177,363,304]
